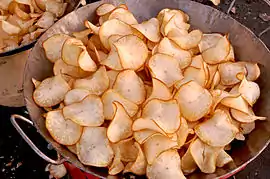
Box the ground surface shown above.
[0,0,270,179]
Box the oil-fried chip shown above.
[124,142,147,175]
[132,118,168,136]
[157,37,191,69]
[109,144,124,175]
[73,66,109,95]
[143,134,178,164]
[146,149,186,179]
[115,34,148,70]
[240,122,255,135]
[109,8,138,25]
[43,34,70,63]
[195,109,238,147]
[99,19,133,50]
[221,94,249,114]
[133,130,158,144]
[84,20,100,35]
[176,117,189,148]
[72,29,92,45]
[63,95,104,126]
[33,75,70,107]
[190,138,222,173]
[142,99,180,134]
[77,127,114,167]
[148,53,183,87]
[113,70,146,105]
[46,110,82,145]
[45,1,67,18]
[238,76,260,106]
[32,78,41,88]
[174,81,212,121]
[107,70,120,88]
[66,144,77,154]
[216,150,233,167]
[78,50,97,72]
[202,35,230,65]
[163,14,190,36]
[1,20,21,35]
[181,148,197,174]
[230,107,266,123]
[107,102,133,143]
[238,61,260,81]
[198,33,222,52]
[117,138,138,162]
[131,18,161,42]
[64,89,90,105]
[102,89,138,119]
[96,3,115,16]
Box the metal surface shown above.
[21,0,270,178]
[10,114,66,165]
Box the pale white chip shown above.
[102,89,138,120]
[114,34,148,71]
[64,89,90,106]
[231,107,266,123]
[46,110,82,145]
[33,75,70,107]
[77,127,114,167]
[181,148,197,174]
[198,33,222,52]
[133,130,158,144]
[216,150,233,167]
[78,50,97,72]
[176,117,189,148]
[109,144,124,175]
[108,8,138,25]
[142,99,181,134]
[42,34,70,63]
[131,18,161,42]
[117,138,138,162]
[1,20,21,35]
[107,102,133,143]
[238,61,260,81]
[73,66,109,96]
[143,134,178,164]
[63,95,104,126]
[62,38,85,66]
[45,1,67,17]
[107,70,120,88]
[157,37,192,69]
[221,95,249,114]
[174,81,212,121]
[238,76,260,106]
[113,70,146,105]
[190,138,222,173]
[148,53,183,87]
[84,20,100,35]
[195,109,239,147]
[146,149,186,179]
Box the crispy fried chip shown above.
[117,138,138,162]
[133,130,158,144]
[238,76,260,106]
[198,33,222,52]
[216,150,233,167]
[64,89,89,105]
[132,118,168,136]
[231,107,266,123]
[78,50,97,72]
[181,148,197,174]
[109,144,124,175]
[108,8,138,25]
[62,38,85,66]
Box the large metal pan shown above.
[11,0,270,178]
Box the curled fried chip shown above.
[231,107,266,123]
[109,8,138,25]
[78,50,97,72]
[163,14,190,36]
[63,95,104,126]
[131,18,161,42]
[132,118,168,136]
[77,127,114,167]
[195,109,238,147]
[238,61,260,81]
[107,70,120,88]
[157,37,191,69]
[190,138,222,173]
[148,53,183,87]
[113,70,146,104]
[176,117,189,148]
[216,150,233,167]
[102,89,138,119]
[133,130,158,144]
[96,3,115,16]
[115,34,148,70]
[32,78,41,88]
[124,142,147,175]
[117,138,138,162]
[107,102,133,143]
[143,134,178,164]
[181,148,197,174]
[99,19,133,50]
[84,20,100,35]
[146,149,186,179]
[72,29,92,45]
[33,75,70,107]
[64,89,89,105]
[168,29,202,50]
[198,33,222,52]
[221,95,249,114]
[202,35,230,65]
[142,99,180,134]
[43,34,70,63]
[46,110,82,145]
[218,62,247,86]
[45,1,67,18]
[174,81,212,121]
[109,144,124,175]
[62,38,86,66]
[238,76,260,106]
[1,20,21,35]
[240,122,255,135]
[74,66,109,95]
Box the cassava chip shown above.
[117,138,138,162]
[109,144,124,175]
[62,38,85,66]
[64,89,89,105]
[1,20,21,35]
[63,95,104,126]
[230,107,266,123]
[33,75,70,107]
[143,134,178,164]
[216,150,233,167]
[46,110,82,145]
[146,149,186,179]
[42,34,70,63]
[198,33,222,52]
[107,102,133,143]
[148,53,183,87]
[195,109,238,147]
[77,127,114,167]
[132,118,168,136]
[174,81,212,121]
[181,148,197,174]
[142,99,181,134]
[133,130,158,144]
[176,117,189,148]
[96,3,116,16]
[114,34,148,70]
[113,70,146,104]
[108,8,138,25]
[84,20,100,35]
[107,70,120,88]
[221,95,249,113]
[131,18,161,42]
[78,50,97,72]
[74,66,109,95]
[238,61,260,81]
[238,76,260,106]
[102,89,138,119]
